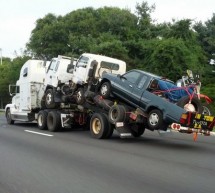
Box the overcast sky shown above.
[0,0,214,58]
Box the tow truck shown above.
[5,57,215,140]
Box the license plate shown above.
[191,114,215,130]
[116,122,124,127]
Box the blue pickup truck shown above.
[98,69,201,131]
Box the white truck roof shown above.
[18,59,46,84]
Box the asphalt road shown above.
[0,114,215,193]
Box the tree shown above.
[27,14,69,59]
[194,13,215,59]
[0,56,30,108]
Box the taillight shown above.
[180,118,186,124]
[176,124,180,129]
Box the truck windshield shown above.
[77,56,89,67]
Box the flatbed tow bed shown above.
[58,94,215,140]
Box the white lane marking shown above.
[25,130,53,137]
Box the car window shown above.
[137,75,147,89]
[100,61,119,70]
[123,71,141,84]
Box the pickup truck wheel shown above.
[37,110,48,130]
[90,113,109,139]
[147,109,167,130]
[108,105,128,124]
[130,124,145,137]
[76,87,85,105]
[177,96,203,113]
[45,89,59,109]
[47,111,61,132]
[202,103,212,115]
[100,82,111,99]
[6,108,14,125]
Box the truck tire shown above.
[147,109,168,131]
[47,111,61,132]
[37,110,48,130]
[90,113,110,139]
[177,96,203,113]
[99,82,111,99]
[76,87,85,105]
[108,105,128,124]
[130,124,145,137]
[45,89,59,109]
[6,108,14,125]
[103,113,114,139]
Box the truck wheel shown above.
[47,111,61,132]
[130,124,145,137]
[90,113,110,139]
[76,87,85,105]
[108,105,128,124]
[41,99,46,109]
[99,82,111,99]
[45,89,59,109]
[103,113,114,139]
[6,108,14,125]
[147,109,168,131]
[177,96,203,113]
[37,110,48,130]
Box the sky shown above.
[0,0,214,58]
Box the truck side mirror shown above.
[88,60,98,78]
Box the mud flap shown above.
[115,122,132,138]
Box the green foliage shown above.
[0,56,30,107]
[194,13,215,59]
[27,14,69,59]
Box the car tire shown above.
[108,105,128,124]
[90,113,110,139]
[147,109,168,131]
[47,111,61,132]
[37,110,48,130]
[99,82,111,99]
[202,103,213,115]
[177,96,203,113]
[6,108,14,125]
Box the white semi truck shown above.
[5,53,128,136]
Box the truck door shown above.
[113,71,141,106]
[132,75,148,108]
[73,55,90,83]
[45,59,59,87]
